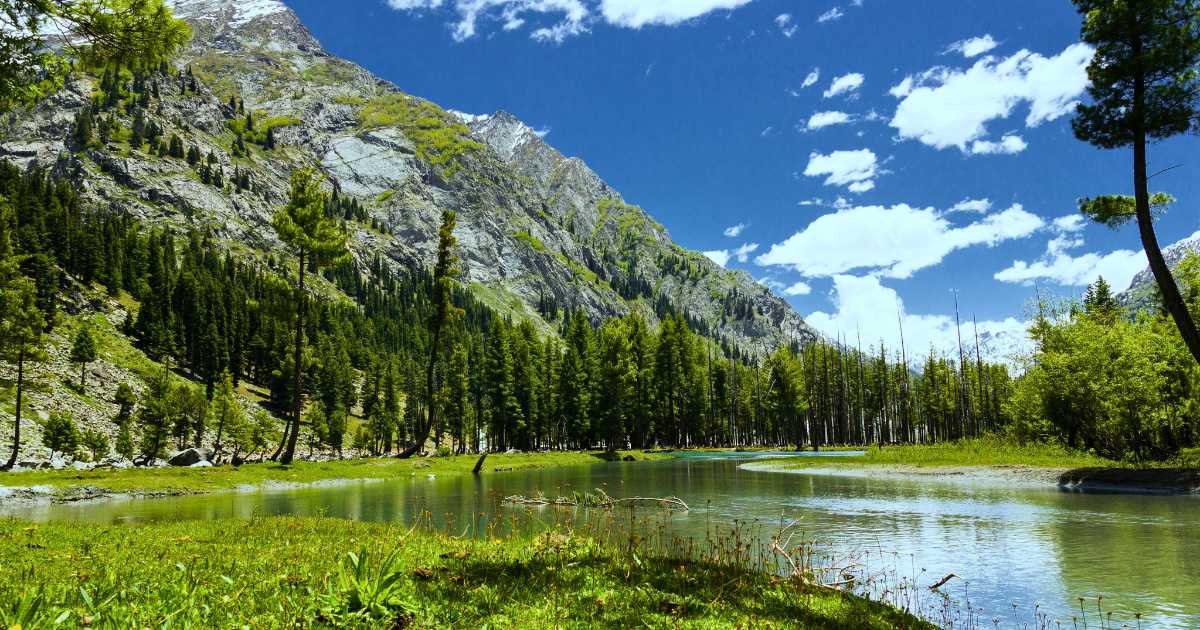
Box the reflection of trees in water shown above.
[1047,494,1200,628]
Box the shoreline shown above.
[0,450,669,508]
[741,460,1200,494]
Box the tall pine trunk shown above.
[281,251,306,464]
[3,351,25,470]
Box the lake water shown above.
[6,452,1199,628]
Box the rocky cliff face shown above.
[0,0,817,358]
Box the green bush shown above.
[42,412,79,459]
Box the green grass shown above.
[768,437,1120,471]
[0,451,667,495]
[0,516,931,629]
[356,94,482,176]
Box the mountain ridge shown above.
[0,0,819,358]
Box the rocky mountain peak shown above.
[168,0,320,53]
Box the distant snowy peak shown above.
[168,0,289,26]
[453,110,547,163]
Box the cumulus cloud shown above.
[806,275,1031,364]
[816,7,843,23]
[784,280,812,296]
[723,222,747,237]
[805,110,853,131]
[823,72,864,98]
[969,134,1027,155]
[801,67,820,89]
[994,220,1145,290]
[946,34,998,58]
[385,0,756,42]
[756,202,1045,279]
[949,198,993,214]
[704,242,759,267]
[600,0,754,27]
[802,149,878,191]
[889,43,1093,154]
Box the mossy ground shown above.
[0,516,933,629]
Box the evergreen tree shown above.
[401,210,461,459]
[270,168,349,464]
[210,370,242,461]
[0,256,47,470]
[70,325,98,391]
[80,429,109,461]
[1083,276,1120,323]
[1072,0,1200,365]
[42,412,79,460]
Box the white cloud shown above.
[760,126,774,137]
[946,34,998,58]
[385,0,757,42]
[949,197,992,214]
[889,43,1094,154]
[806,110,853,131]
[599,0,754,28]
[801,68,820,89]
[847,180,875,193]
[823,72,864,98]
[969,134,1027,155]
[723,222,747,237]
[994,219,1145,290]
[784,280,812,296]
[703,242,759,267]
[774,12,797,37]
[1052,214,1086,233]
[802,149,878,191]
[756,202,1045,279]
[806,275,1031,364]
[703,250,731,267]
[816,7,843,23]
[889,76,913,98]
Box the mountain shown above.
[0,0,817,359]
[1118,230,1200,313]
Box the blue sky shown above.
[283,0,1200,356]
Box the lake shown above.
[5,452,1198,628]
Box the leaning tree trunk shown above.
[281,251,307,465]
[3,351,25,470]
[1132,106,1200,366]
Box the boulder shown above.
[71,461,94,471]
[48,456,66,470]
[167,447,213,467]
[189,460,213,468]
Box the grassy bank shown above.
[0,451,667,496]
[0,516,932,629]
[768,438,1118,470]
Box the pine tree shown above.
[1073,0,1200,365]
[80,429,109,461]
[210,370,242,462]
[42,412,79,460]
[70,325,98,391]
[270,168,349,464]
[0,256,48,470]
[1083,276,1120,323]
[401,210,461,459]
